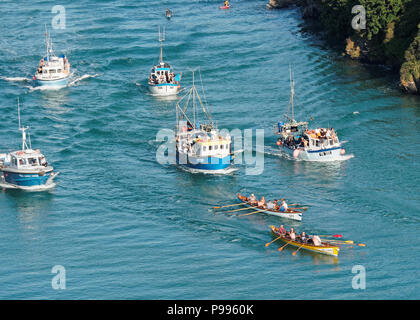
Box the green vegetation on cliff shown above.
[299,0,420,93]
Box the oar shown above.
[212,203,245,209]
[265,235,283,247]
[289,207,308,211]
[316,234,342,238]
[323,239,354,244]
[327,240,366,247]
[292,243,305,256]
[223,207,254,214]
[278,239,292,251]
[237,210,261,217]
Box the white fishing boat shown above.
[148,27,181,96]
[33,26,71,87]
[175,71,235,173]
[274,68,351,161]
[0,99,58,191]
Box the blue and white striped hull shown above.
[176,151,233,172]
[1,170,54,187]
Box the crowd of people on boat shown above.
[273,226,322,246]
[36,56,70,75]
[149,71,177,85]
[240,193,295,213]
[280,127,338,149]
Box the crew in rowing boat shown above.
[288,227,296,241]
[278,225,286,234]
[257,196,266,208]
[280,198,288,212]
[249,193,257,204]
[299,232,309,243]
[312,235,322,246]
[266,200,275,210]
[224,0,229,7]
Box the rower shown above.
[249,193,256,204]
[312,235,322,246]
[257,196,266,208]
[288,228,296,241]
[280,198,288,212]
[224,0,229,6]
[278,225,286,235]
[266,200,275,210]
[300,232,308,243]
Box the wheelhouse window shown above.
[18,158,26,166]
[50,69,56,74]
[28,158,38,166]
[12,156,17,166]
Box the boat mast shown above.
[289,65,295,122]
[158,26,165,64]
[192,70,196,128]
[17,98,29,151]
[45,24,50,61]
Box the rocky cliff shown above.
[267,0,420,95]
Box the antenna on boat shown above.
[17,98,29,151]
[158,26,166,64]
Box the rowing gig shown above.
[270,226,340,257]
[237,193,302,221]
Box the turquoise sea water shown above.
[0,0,419,299]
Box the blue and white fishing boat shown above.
[148,27,181,96]
[274,68,351,161]
[33,26,71,87]
[0,100,58,191]
[175,71,234,173]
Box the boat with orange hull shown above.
[237,193,302,221]
[270,226,340,257]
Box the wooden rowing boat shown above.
[237,193,302,221]
[270,225,340,257]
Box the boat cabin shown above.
[6,149,48,170]
[177,128,231,157]
[149,62,176,85]
[36,54,70,80]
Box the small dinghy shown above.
[0,99,58,191]
[147,27,181,96]
[220,1,230,9]
[166,8,172,19]
[33,26,70,88]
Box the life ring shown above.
[276,139,282,146]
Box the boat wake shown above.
[4,72,97,91]
[0,181,56,192]
[178,165,239,175]
[1,76,31,82]
[68,73,98,86]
